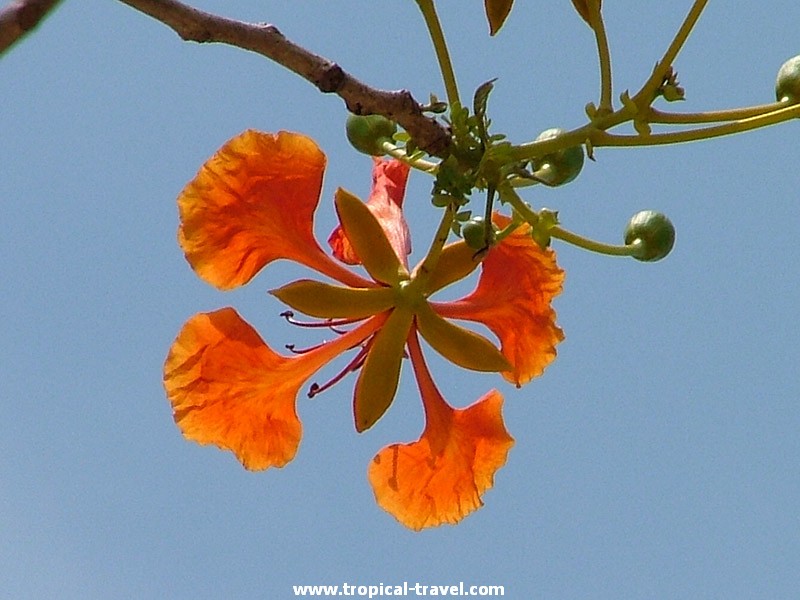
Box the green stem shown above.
[509,175,543,188]
[633,0,709,107]
[497,183,538,223]
[590,4,613,113]
[498,183,638,257]
[415,202,456,285]
[595,101,800,147]
[510,97,799,161]
[648,101,788,124]
[508,2,796,170]
[510,124,594,162]
[415,0,460,106]
[380,140,439,173]
[550,226,640,257]
[493,218,524,244]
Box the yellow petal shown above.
[334,188,408,286]
[420,240,483,295]
[270,279,395,320]
[328,158,412,266]
[353,308,414,432]
[415,303,510,372]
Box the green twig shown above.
[497,183,538,223]
[415,202,457,285]
[380,140,439,173]
[648,101,788,124]
[594,101,800,147]
[632,0,710,107]
[550,226,640,257]
[414,0,460,107]
[590,3,613,113]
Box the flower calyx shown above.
[624,210,676,262]
[776,55,800,104]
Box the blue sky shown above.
[2,1,799,598]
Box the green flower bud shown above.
[345,114,397,156]
[775,55,800,103]
[462,216,494,250]
[530,128,585,186]
[624,210,675,262]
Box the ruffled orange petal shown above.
[367,332,514,530]
[164,308,382,470]
[432,217,565,386]
[328,158,411,268]
[163,308,308,470]
[178,130,369,290]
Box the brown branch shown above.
[0,0,61,55]
[117,0,452,156]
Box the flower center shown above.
[393,277,427,311]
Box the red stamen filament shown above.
[280,311,366,329]
[307,340,372,398]
[285,342,327,355]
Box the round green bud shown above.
[624,210,675,262]
[775,55,800,103]
[345,114,397,156]
[462,216,494,250]
[530,128,585,186]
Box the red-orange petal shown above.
[367,333,514,530]
[178,130,369,290]
[328,158,411,268]
[163,308,315,470]
[432,217,565,386]
[164,308,384,470]
[368,391,514,531]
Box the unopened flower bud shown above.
[462,216,494,249]
[624,210,675,262]
[530,128,584,186]
[346,114,397,156]
[775,55,800,103]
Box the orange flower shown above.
[165,129,564,528]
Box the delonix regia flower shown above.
[164,129,564,530]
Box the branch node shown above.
[316,63,345,94]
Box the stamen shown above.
[280,310,367,329]
[285,342,327,355]
[307,343,371,398]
